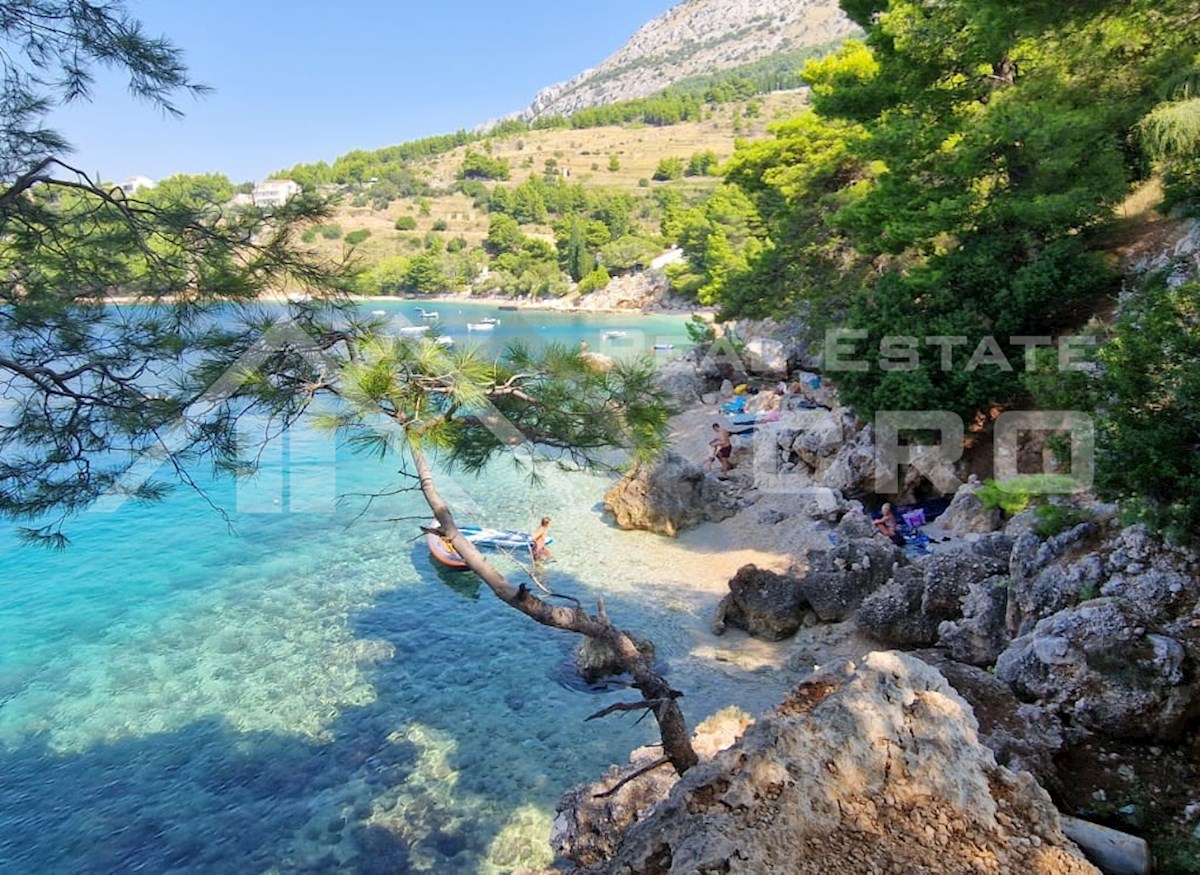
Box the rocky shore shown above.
[545,341,1199,874]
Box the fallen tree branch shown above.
[586,695,677,722]
[593,757,672,799]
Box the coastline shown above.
[610,400,881,679]
[101,285,707,316]
[354,290,703,316]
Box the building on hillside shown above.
[119,176,155,195]
[251,179,301,208]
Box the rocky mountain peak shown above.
[519,0,858,121]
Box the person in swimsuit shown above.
[710,423,733,474]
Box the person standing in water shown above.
[531,516,552,561]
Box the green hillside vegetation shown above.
[283,90,809,298]
[666,0,1200,541]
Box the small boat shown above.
[435,335,455,348]
[370,309,386,316]
[426,533,468,570]
[497,305,519,311]
[399,325,432,336]
[653,343,675,351]
[460,525,553,551]
[602,330,628,340]
[415,307,440,320]
[479,317,500,325]
[466,322,496,331]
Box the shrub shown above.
[394,215,417,231]
[577,266,611,294]
[653,157,685,181]
[344,229,371,246]
[319,223,343,240]
[978,475,1082,516]
[431,219,448,231]
[685,314,716,345]
[1032,504,1091,539]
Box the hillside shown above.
[520,0,858,120]
[307,90,810,272]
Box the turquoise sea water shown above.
[0,304,788,873]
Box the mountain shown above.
[519,0,858,120]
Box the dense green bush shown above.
[344,229,371,246]
[394,215,417,231]
[1092,279,1200,543]
[457,150,511,181]
[577,266,611,294]
[653,157,686,181]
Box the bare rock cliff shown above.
[555,652,1100,874]
[521,0,858,120]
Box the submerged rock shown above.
[573,635,655,685]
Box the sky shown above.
[47,1,678,185]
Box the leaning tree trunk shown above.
[409,442,698,776]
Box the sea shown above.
[0,302,790,874]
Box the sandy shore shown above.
[610,399,882,679]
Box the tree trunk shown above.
[409,442,698,775]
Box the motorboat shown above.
[602,330,628,340]
[399,324,432,336]
[435,335,455,348]
[466,321,496,331]
[415,307,440,320]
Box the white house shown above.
[119,175,154,195]
[251,179,301,208]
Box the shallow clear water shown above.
[0,306,788,874]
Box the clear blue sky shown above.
[49,1,677,185]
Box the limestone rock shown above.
[550,707,752,868]
[856,543,1009,647]
[654,358,705,404]
[713,564,809,641]
[561,651,1098,874]
[936,476,1004,535]
[1007,528,1105,636]
[797,534,901,622]
[937,574,1012,666]
[603,451,737,537]
[996,598,1199,740]
[518,0,858,122]
[912,650,1065,788]
[815,418,877,498]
